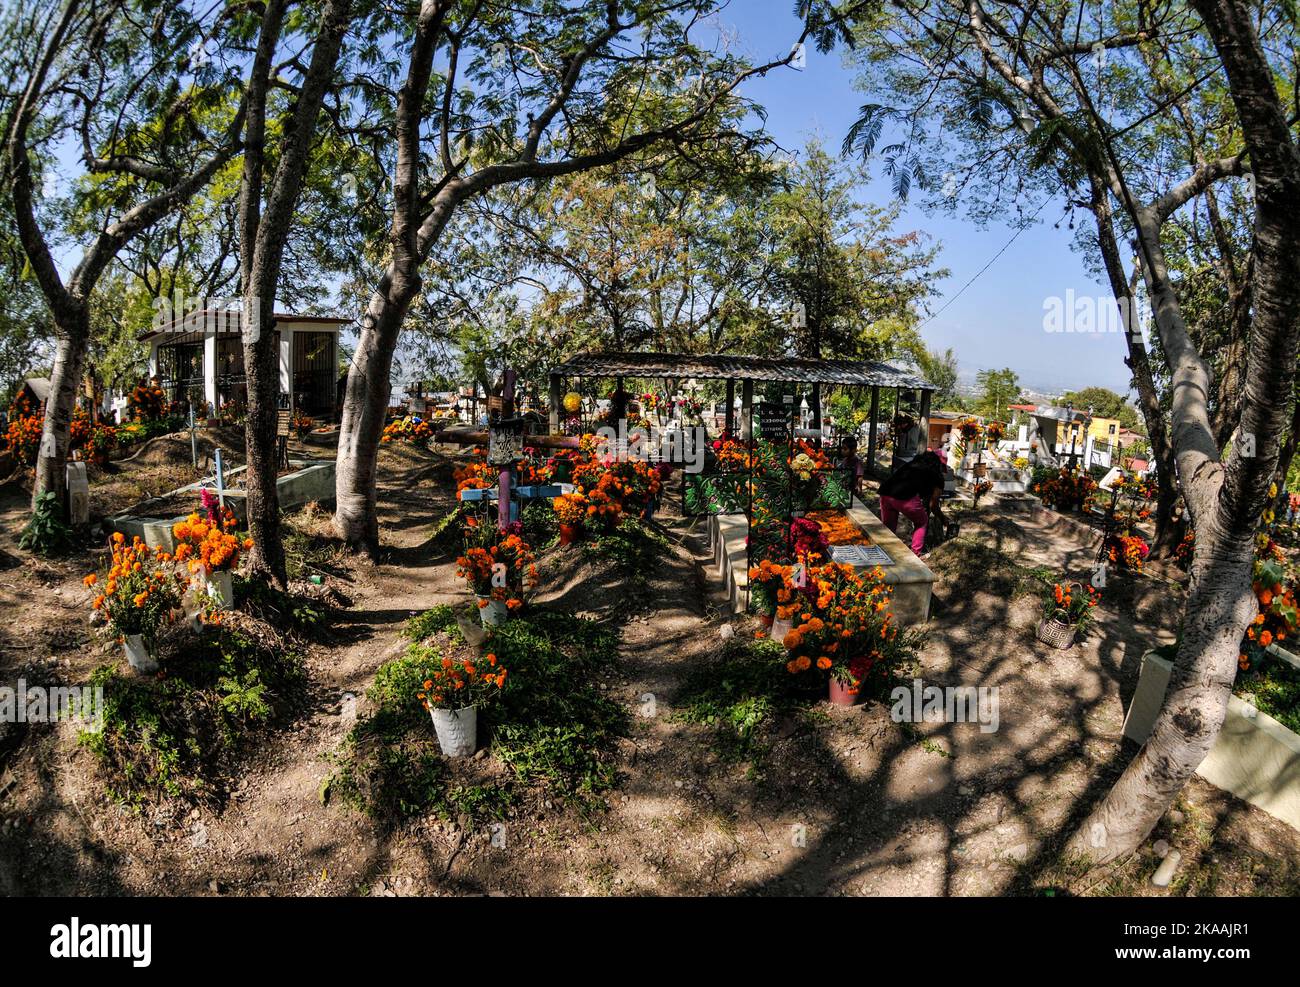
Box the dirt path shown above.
[2,455,1298,896]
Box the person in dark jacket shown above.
[878,450,946,556]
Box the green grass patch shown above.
[672,637,816,762]
[234,576,328,639]
[1237,650,1300,734]
[403,603,460,642]
[80,626,306,807]
[328,609,626,826]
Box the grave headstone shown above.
[756,401,791,443]
[66,461,89,526]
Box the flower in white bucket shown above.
[418,652,509,758]
[172,510,250,611]
[456,524,538,628]
[86,533,181,673]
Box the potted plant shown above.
[418,652,509,757]
[456,525,537,627]
[171,511,250,609]
[86,534,181,673]
[88,424,116,467]
[553,491,587,546]
[1106,532,1150,572]
[747,559,793,627]
[776,562,915,704]
[1036,579,1100,649]
[827,568,911,705]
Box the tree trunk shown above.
[1070,0,1300,863]
[333,269,418,555]
[34,306,90,510]
[1069,525,1256,862]
[240,312,287,583]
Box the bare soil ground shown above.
[1,443,1298,896]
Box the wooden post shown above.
[724,378,735,435]
[866,385,880,472]
[740,379,754,441]
[811,381,822,438]
[548,373,561,433]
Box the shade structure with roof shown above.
[547,350,934,472]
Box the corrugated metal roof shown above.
[139,312,350,342]
[550,351,932,390]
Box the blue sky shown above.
[718,3,1134,396]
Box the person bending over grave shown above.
[877,450,946,558]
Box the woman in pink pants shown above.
[878,451,947,556]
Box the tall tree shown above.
[909,344,959,408]
[331,0,849,554]
[237,0,354,585]
[975,366,1018,420]
[827,0,1299,863]
[2,0,245,512]
[1071,0,1300,862]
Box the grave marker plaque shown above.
[757,401,791,443]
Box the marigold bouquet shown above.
[779,563,914,692]
[747,558,795,617]
[418,651,509,710]
[1241,557,1296,668]
[128,382,168,422]
[552,492,588,526]
[89,424,117,454]
[454,460,497,493]
[1107,533,1149,571]
[381,416,434,445]
[1040,580,1100,632]
[69,412,93,449]
[957,417,982,442]
[456,528,537,609]
[2,394,43,465]
[86,533,181,639]
[1031,466,1097,511]
[984,421,1006,444]
[172,513,252,575]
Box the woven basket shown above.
[1036,617,1078,650]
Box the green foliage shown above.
[581,516,670,580]
[975,367,1019,420]
[79,627,305,807]
[18,491,74,555]
[520,501,558,549]
[673,638,811,760]
[329,610,626,825]
[234,576,326,638]
[404,603,459,642]
[1058,387,1143,433]
[1237,650,1300,735]
[908,344,960,407]
[427,504,469,554]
